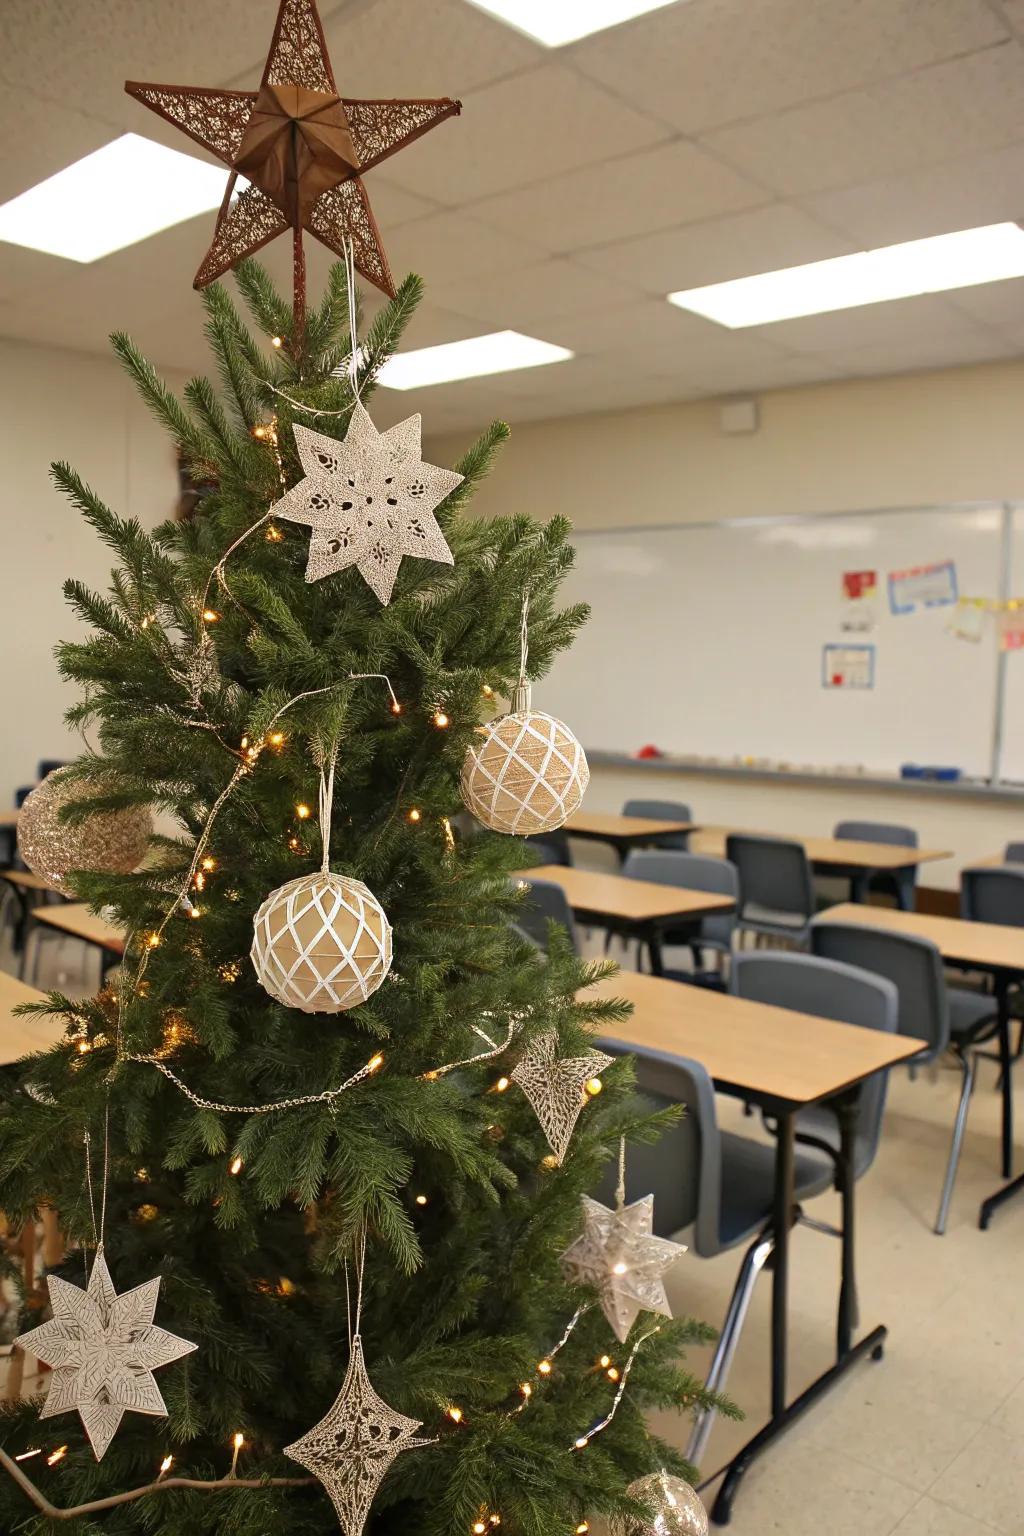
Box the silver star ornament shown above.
[275,403,463,603]
[14,1245,197,1460]
[511,1029,613,1165]
[284,1334,432,1535]
[561,1195,684,1344]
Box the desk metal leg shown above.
[998,978,1013,1180]
[647,927,665,977]
[710,1102,887,1526]
[836,1097,857,1357]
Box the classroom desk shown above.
[0,971,58,1063]
[815,903,1024,1195]
[563,810,698,857]
[1,869,60,949]
[0,811,19,829]
[516,865,734,974]
[698,826,951,875]
[585,968,920,1525]
[25,904,125,987]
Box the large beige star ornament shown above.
[275,404,463,603]
[561,1194,684,1344]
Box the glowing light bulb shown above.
[229,1157,243,1175]
[482,684,494,698]
[433,710,450,729]
[268,731,285,747]
[202,608,220,623]
[577,1524,590,1533]
[266,524,284,542]
[612,1261,628,1275]
[473,1524,487,1534]
[415,1194,428,1206]
[295,803,311,820]
[599,1355,611,1369]
[541,1154,559,1170]
[271,335,283,348]
[447,1406,463,1424]
[368,1053,385,1073]
[494,1076,510,1093]
[201,856,216,872]
[160,1455,173,1475]
[575,1436,588,1450]
[585,1078,603,1097]
[606,1367,620,1382]
[146,933,161,949]
[519,1382,532,1398]
[537,1359,552,1376]
[233,1432,244,1450]
[390,700,402,715]
[407,808,422,823]
[47,1446,67,1466]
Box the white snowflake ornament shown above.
[13,1246,197,1460]
[275,403,463,603]
[561,1195,684,1344]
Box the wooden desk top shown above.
[0,810,20,829]
[517,865,735,924]
[1,869,57,893]
[565,811,697,841]
[696,826,951,871]
[584,969,920,1107]
[33,904,125,952]
[817,902,1024,973]
[0,971,63,1064]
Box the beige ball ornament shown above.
[251,871,392,1014]
[616,1472,709,1536]
[17,768,152,897]
[460,683,589,837]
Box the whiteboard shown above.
[543,505,1006,780]
[992,506,1024,785]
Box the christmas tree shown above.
[0,4,731,1532]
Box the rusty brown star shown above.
[126,0,460,304]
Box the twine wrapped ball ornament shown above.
[460,683,589,837]
[17,768,152,897]
[617,1472,709,1536]
[251,872,392,1014]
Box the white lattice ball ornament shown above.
[17,767,152,898]
[461,685,589,836]
[251,872,392,1014]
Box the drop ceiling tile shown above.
[467,139,770,254]
[360,297,486,351]
[429,256,642,326]
[533,298,735,357]
[745,294,994,355]
[946,276,1024,326]
[0,88,117,204]
[673,353,847,395]
[577,203,855,295]
[1003,0,1024,30]
[378,63,669,205]
[570,0,1008,135]
[825,328,1016,376]
[384,210,550,286]
[703,43,1024,197]
[804,141,1024,247]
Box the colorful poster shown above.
[888,560,958,615]
[999,608,1024,652]
[841,569,878,632]
[823,644,875,689]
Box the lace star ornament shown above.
[561,1195,684,1344]
[13,1246,197,1460]
[284,1335,432,1535]
[275,404,463,603]
[511,1029,613,1165]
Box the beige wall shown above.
[2,337,184,806]
[433,359,1024,887]
[432,358,1024,528]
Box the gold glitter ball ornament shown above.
[460,686,589,837]
[17,768,152,897]
[616,1473,709,1536]
[251,871,392,1013]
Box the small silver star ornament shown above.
[14,1245,197,1460]
[284,1334,432,1535]
[511,1029,613,1165]
[275,403,463,603]
[561,1194,684,1343]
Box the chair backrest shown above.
[596,1044,722,1257]
[1004,841,1024,864]
[523,830,571,868]
[961,867,1024,928]
[726,834,814,922]
[811,921,947,1056]
[834,820,917,849]
[515,878,579,954]
[732,951,899,1172]
[37,760,68,780]
[622,798,692,849]
[623,850,737,946]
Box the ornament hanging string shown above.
[317,744,339,875]
[617,1135,627,1211]
[265,238,368,421]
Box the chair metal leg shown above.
[935,1050,976,1236]
[686,1232,774,1468]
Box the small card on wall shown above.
[841,569,878,632]
[888,560,958,615]
[999,608,1024,652]
[947,599,988,642]
[823,643,875,689]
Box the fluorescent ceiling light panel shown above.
[668,223,1024,328]
[0,133,231,262]
[464,0,682,47]
[378,330,573,389]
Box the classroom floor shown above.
[3,921,1024,1534]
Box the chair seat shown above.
[719,1129,833,1247]
[948,986,998,1039]
[792,1105,874,1182]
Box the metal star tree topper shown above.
[126,0,460,335]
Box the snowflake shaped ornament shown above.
[284,1334,432,1535]
[511,1029,613,1165]
[275,403,463,603]
[561,1194,684,1344]
[14,1246,197,1460]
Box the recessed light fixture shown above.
[668,223,1024,328]
[377,330,573,389]
[0,133,232,263]
[464,0,682,47]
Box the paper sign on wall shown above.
[841,569,878,632]
[947,598,988,643]
[823,644,875,689]
[999,608,1024,652]
[888,560,958,615]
